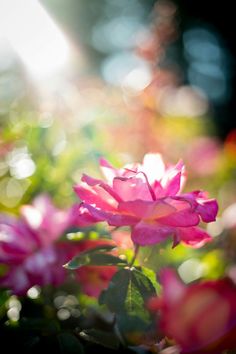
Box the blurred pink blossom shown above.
[0,195,116,296]
[0,215,67,295]
[75,153,218,247]
[20,194,73,247]
[0,195,74,294]
[186,137,221,176]
[150,269,236,353]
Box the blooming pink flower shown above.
[186,136,221,177]
[0,196,117,296]
[74,153,218,247]
[0,195,74,294]
[20,194,73,247]
[150,269,236,354]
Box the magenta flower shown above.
[20,194,73,247]
[74,153,218,247]
[0,195,74,294]
[150,269,236,354]
[0,195,117,296]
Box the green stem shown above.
[129,244,140,268]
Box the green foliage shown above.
[64,244,128,269]
[0,291,8,319]
[65,253,127,270]
[99,268,157,344]
[57,332,84,354]
[103,268,155,316]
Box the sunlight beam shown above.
[0,0,70,80]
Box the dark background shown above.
[177,0,236,139]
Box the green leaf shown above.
[0,290,8,307]
[65,252,128,270]
[58,333,84,354]
[0,291,9,319]
[141,267,160,294]
[100,268,157,345]
[64,244,117,269]
[78,244,116,256]
[116,314,149,338]
[99,268,156,318]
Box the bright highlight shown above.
[0,0,70,79]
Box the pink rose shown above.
[0,198,117,296]
[75,153,218,247]
[150,269,236,353]
[0,195,76,294]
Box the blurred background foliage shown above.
[1,0,236,267]
[1,0,236,273]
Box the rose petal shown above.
[113,176,153,201]
[99,157,119,182]
[83,203,139,226]
[176,226,212,248]
[142,153,166,183]
[197,199,218,222]
[131,221,173,245]
[82,174,122,202]
[158,209,200,227]
[118,199,176,219]
[74,184,118,211]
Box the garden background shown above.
[0,1,236,353]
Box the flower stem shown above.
[129,244,140,268]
